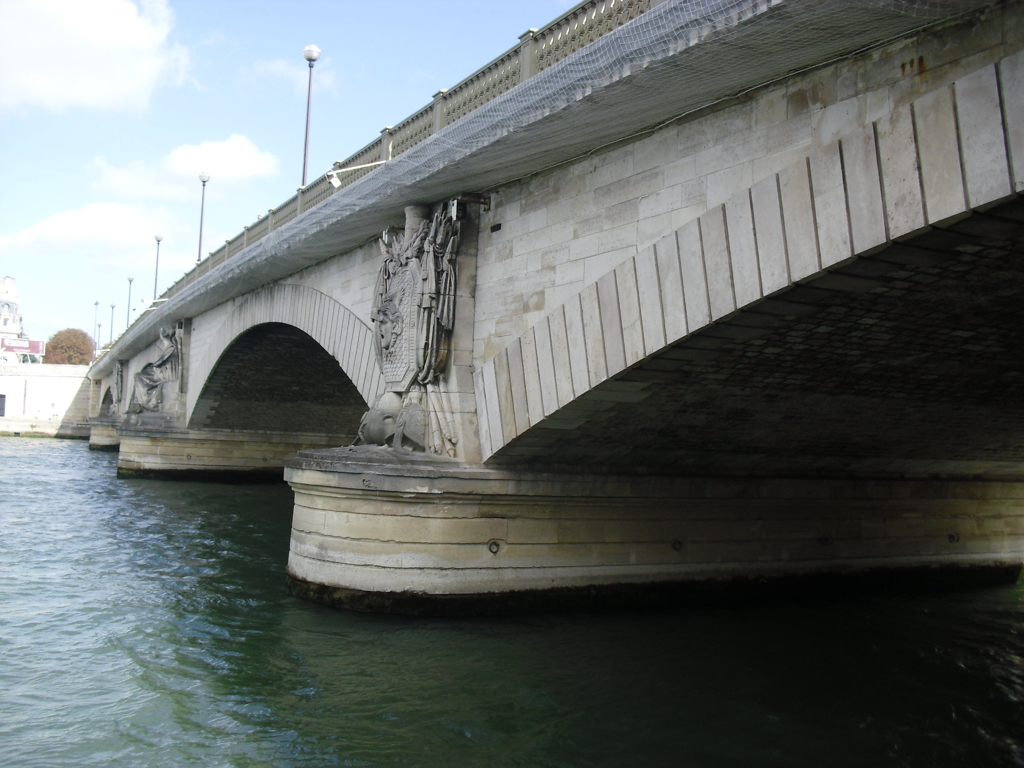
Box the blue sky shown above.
[0,0,576,344]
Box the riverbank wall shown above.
[0,362,92,438]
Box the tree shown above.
[44,328,94,365]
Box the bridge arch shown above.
[477,56,1024,471]
[100,386,113,414]
[188,283,383,428]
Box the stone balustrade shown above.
[150,0,664,308]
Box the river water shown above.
[2,437,1023,767]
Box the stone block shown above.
[753,85,788,129]
[724,189,761,307]
[593,167,663,210]
[677,218,710,332]
[807,142,851,269]
[1000,51,1024,192]
[519,328,545,427]
[638,184,682,220]
[912,86,967,224]
[750,174,789,295]
[875,103,925,239]
[812,97,859,147]
[506,338,531,436]
[705,162,752,209]
[778,159,820,282]
[840,123,887,253]
[597,270,626,378]
[655,231,687,344]
[634,245,665,355]
[546,305,575,408]
[492,349,517,442]
[563,294,591,398]
[699,205,736,320]
[580,281,608,387]
[954,64,1013,208]
[637,211,676,253]
[481,361,503,454]
[614,258,644,367]
[472,369,492,458]
[531,317,559,417]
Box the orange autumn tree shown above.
[43,329,94,364]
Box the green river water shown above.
[2,436,1023,767]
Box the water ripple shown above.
[1,437,1023,767]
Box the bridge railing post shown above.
[518,29,538,83]
[432,90,448,132]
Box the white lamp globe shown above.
[303,44,321,63]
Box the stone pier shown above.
[284,448,1024,614]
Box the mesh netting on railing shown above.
[131,0,993,344]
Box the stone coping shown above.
[286,446,1024,500]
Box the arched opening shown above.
[100,387,113,416]
[496,199,1024,478]
[188,323,366,438]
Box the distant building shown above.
[0,276,24,341]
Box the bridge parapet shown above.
[151,0,669,310]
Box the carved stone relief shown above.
[356,204,461,457]
[127,326,181,414]
[108,360,124,415]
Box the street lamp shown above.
[126,277,133,328]
[153,235,163,300]
[93,300,99,351]
[109,304,115,345]
[197,173,210,264]
[301,44,321,187]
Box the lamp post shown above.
[97,323,102,352]
[126,277,133,328]
[197,173,210,264]
[153,235,163,300]
[301,44,321,187]
[93,300,99,351]
[109,304,115,345]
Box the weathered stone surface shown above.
[282,446,1024,611]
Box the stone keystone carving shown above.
[356,204,460,456]
[127,326,180,413]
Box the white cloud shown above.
[0,0,188,114]
[0,203,190,272]
[92,134,279,200]
[248,58,338,96]
[0,202,207,339]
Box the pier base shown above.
[284,446,1024,614]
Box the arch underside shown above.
[496,198,1024,477]
[189,323,366,437]
[482,55,1024,477]
[187,283,383,428]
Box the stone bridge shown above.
[90,0,1024,612]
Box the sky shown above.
[0,0,578,344]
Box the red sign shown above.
[1,338,45,355]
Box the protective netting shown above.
[99,0,999,372]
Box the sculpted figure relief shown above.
[127,326,180,414]
[355,204,460,457]
[107,360,124,416]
